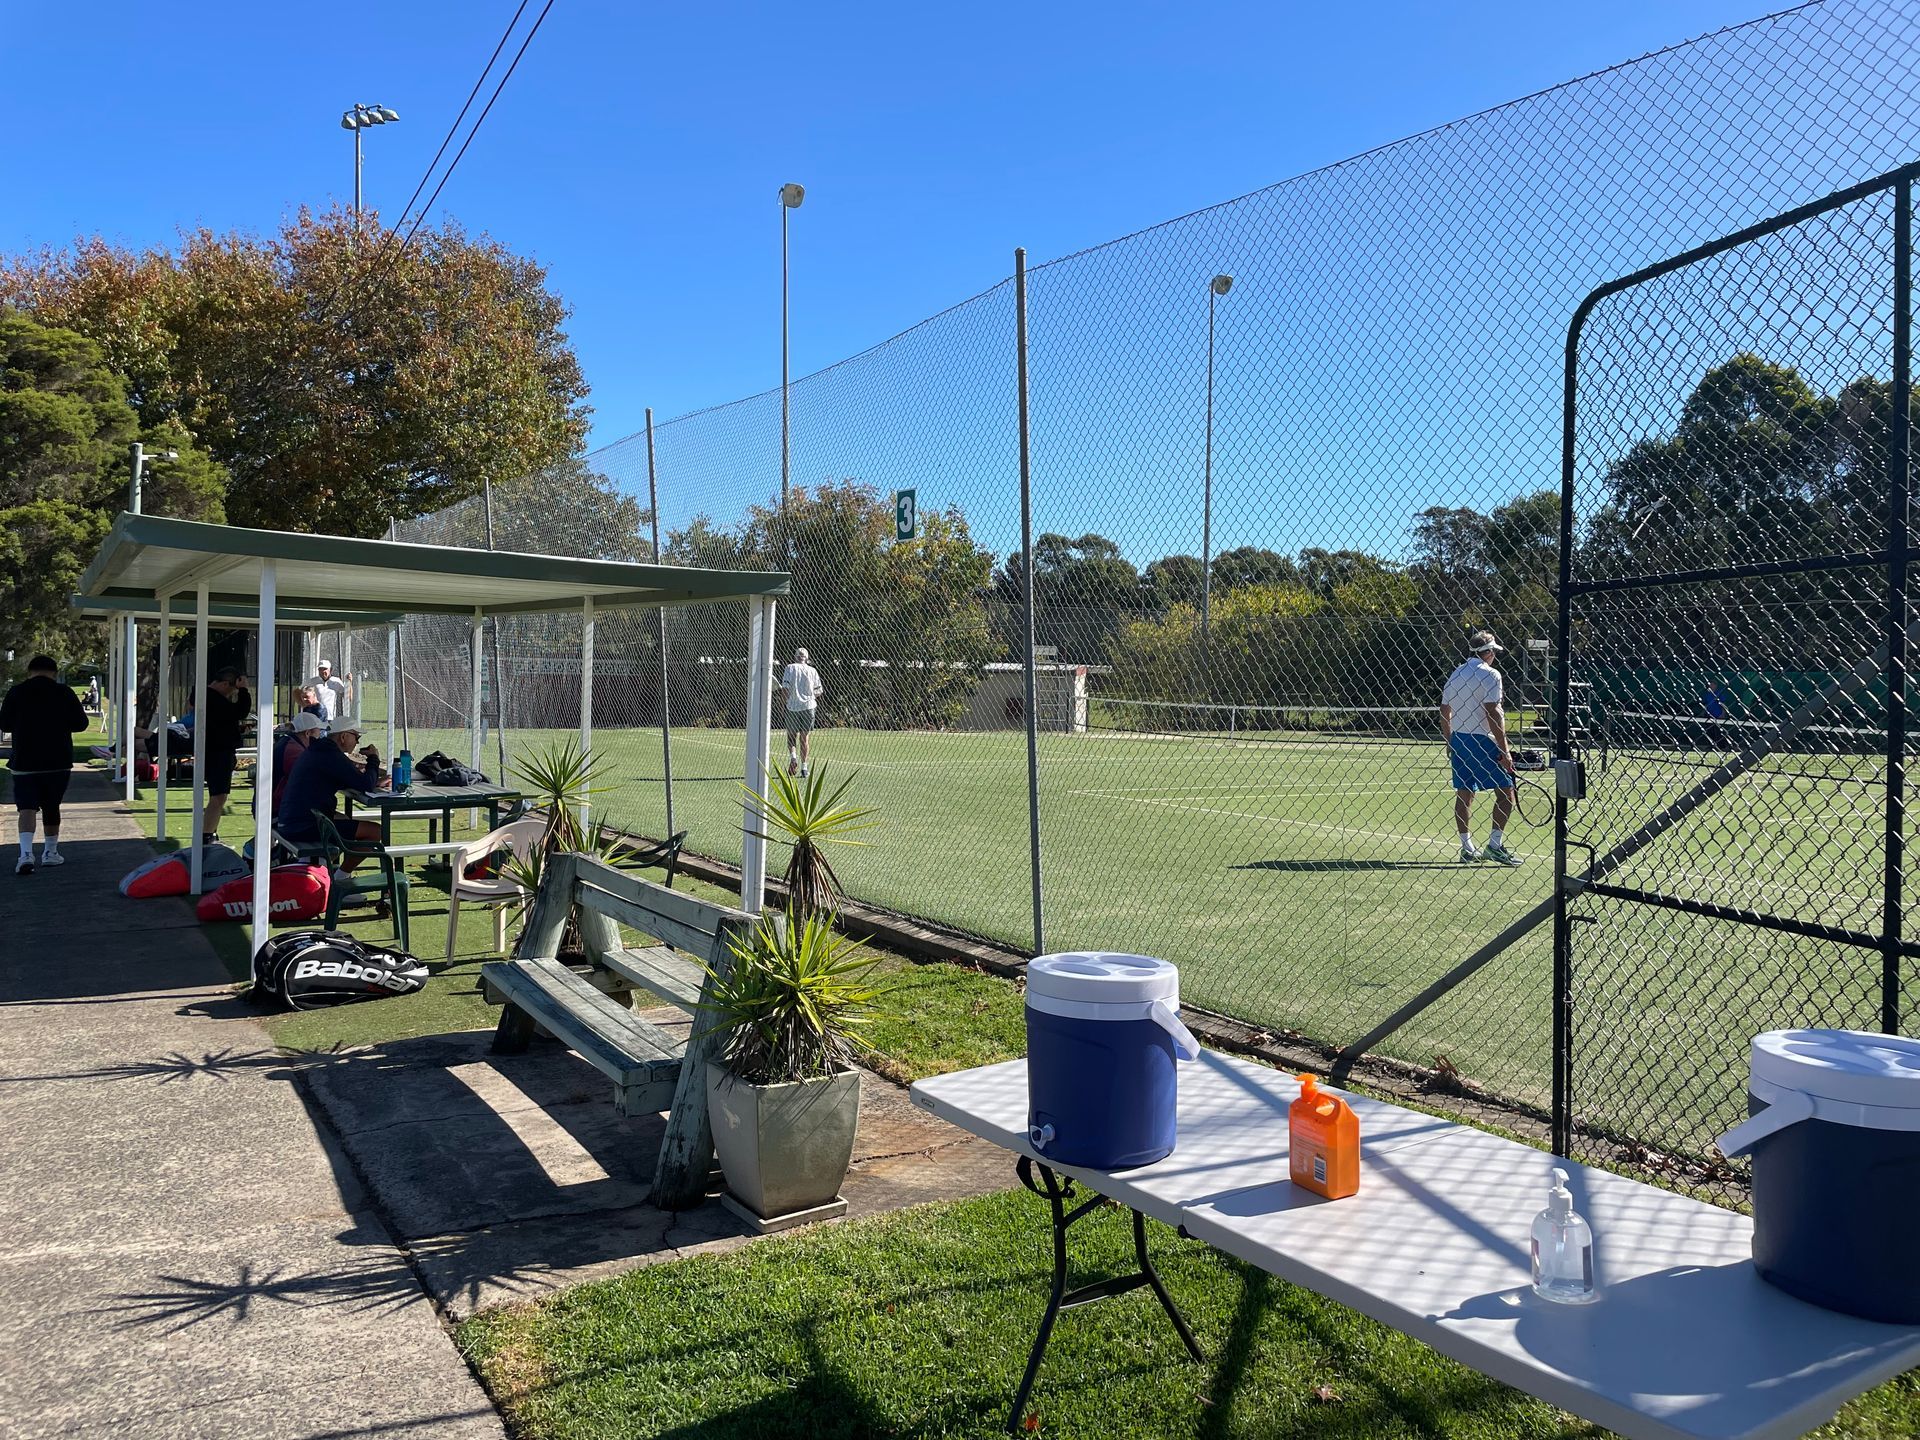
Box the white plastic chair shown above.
[444,816,547,963]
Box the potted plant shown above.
[701,906,885,1229]
[741,763,876,916]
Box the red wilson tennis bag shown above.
[250,930,429,1011]
[195,865,330,924]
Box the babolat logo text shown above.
[223,897,303,918]
[290,957,414,992]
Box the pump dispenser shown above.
[1531,1167,1596,1304]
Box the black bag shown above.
[250,930,429,1011]
[415,749,488,787]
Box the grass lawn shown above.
[457,1186,1920,1440]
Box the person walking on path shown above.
[1440,630,1522,867]
[200,666,252,846]
[1,655,89,875]
[778,646,825,778]
[305,659,350,722]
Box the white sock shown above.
[17,830,33,858]
[1459,831,1472,848]
[1489,828,1505,848]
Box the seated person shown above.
[275,715,385,870]
[269,711,327,816]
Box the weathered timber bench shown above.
[480,851,757,1208]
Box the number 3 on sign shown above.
[895,488,918,542]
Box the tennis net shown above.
[1091,697,1440,744]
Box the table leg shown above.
[1006,1158,1202,1434]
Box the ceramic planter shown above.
[707,1064,860,1227]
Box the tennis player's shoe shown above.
[15,854,33,876]
[38,849,64,868]
[1459,842,1482,863]
[1486,844,1523,867]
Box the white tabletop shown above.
[911,1051,1920,1440]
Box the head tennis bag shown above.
[194,864,331,923]
[121,844,248,898]
[251,930,428,1010]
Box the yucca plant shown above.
[499,819,637,938]
[741,763,877,916]
[701,907,886,1084]
[510,737,613,857]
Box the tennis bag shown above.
[121,844,248,897]
[194,864,331,923]
[250,930,429,1011]
[415,750,489,786]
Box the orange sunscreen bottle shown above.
[1289,1074,1360,1199]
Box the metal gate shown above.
[1554,164,1918,1196]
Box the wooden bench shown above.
[480,851,756,1209]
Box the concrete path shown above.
[0,771,503,1440]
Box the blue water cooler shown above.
[1026,952,1201,1170]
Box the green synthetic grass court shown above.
[369,711,1901,1153]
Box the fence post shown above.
[482,476,509,784]
[1016,247,1045,955]
[646,406,676,840]
[1885,178,1911,1037]
[1550,269,1583,1160]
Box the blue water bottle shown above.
[392,748,413,792]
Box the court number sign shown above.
[895,488,918,542]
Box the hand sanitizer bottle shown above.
[1531,1168,1597,1304]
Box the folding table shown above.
[910,1051,1920,1439]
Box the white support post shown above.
[250,561,278,959]
[740,596,777,913]
[340,628,353,712]
[122,616,138,802]
[155,593,172,840]
[470,607,485,829]
[189,585,210,892]
[104,623,118,767]
[385,625,397,760]
[580,598,595,830]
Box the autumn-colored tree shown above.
[0,313,224,666]
[1,208,588,537]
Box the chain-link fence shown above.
[1559,163,1915,1198]
[378,0,1920,1178]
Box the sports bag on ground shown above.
[121,844,248,897]
[195,864,330,923]
[250,930,429,1010]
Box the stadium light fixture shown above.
[342,103,402,234]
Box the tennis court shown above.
[374,698,1896,1143]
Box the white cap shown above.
[329,715,367,735]
[795,647,810,662]
[292,712,325,734]
[317,659,332,670]
[1468,630,1504,653]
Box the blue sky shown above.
[3,0,1780,451]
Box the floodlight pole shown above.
[646,407,676,839]
[779,182,804,561]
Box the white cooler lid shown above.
[1028,952,1178,1006]
[1751,1029,1920,1110]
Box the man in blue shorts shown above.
[1440,631,1521,866]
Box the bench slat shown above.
[599,944,706,1012]
[575,861,753,931]
[483,958,685,1115]
[575,882,725,959]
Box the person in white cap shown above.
[305,659,349,723]
[777,646,825,778]
[1440,630,1521,866]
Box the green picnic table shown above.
[344,782,525,846]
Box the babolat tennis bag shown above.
[250,930,429,1011]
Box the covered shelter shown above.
[74,512,788,956]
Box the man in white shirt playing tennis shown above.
[778,647,824,778]
[1440,630,1521,866]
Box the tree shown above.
[993,532,1140,660]
[1141,554,1205,613]
[1209,545,1299,593]
[1,209,588,538]
[0,314,223,665]
[665,483,999,729]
